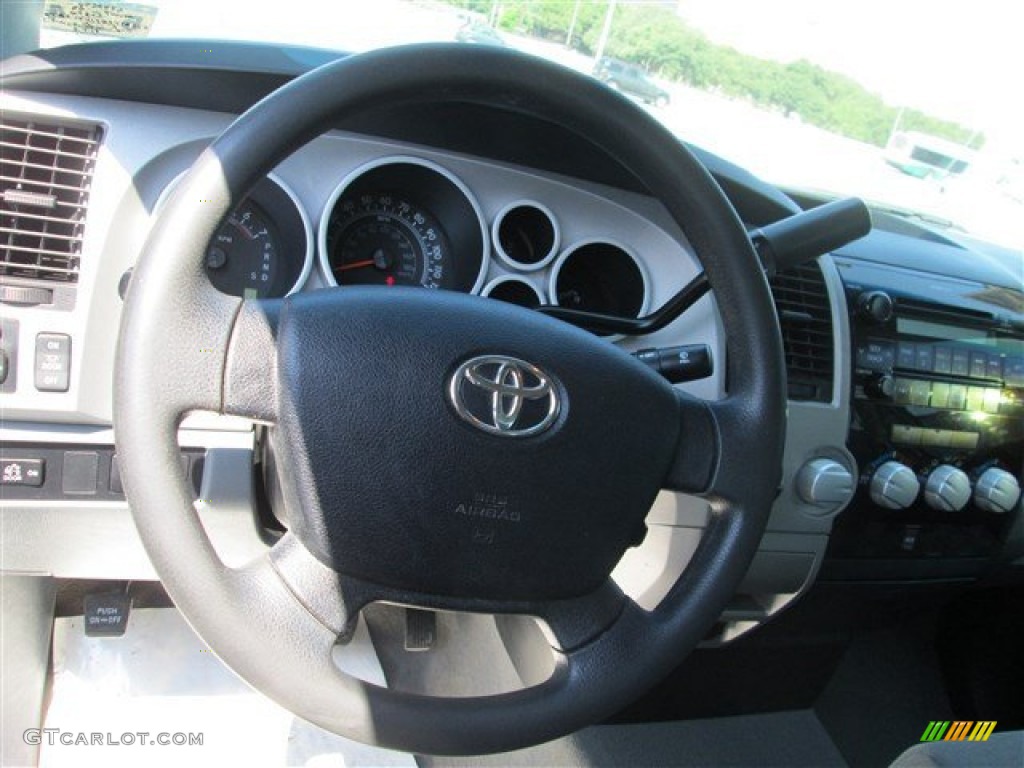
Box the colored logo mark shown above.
[920,721,997,742]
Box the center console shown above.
[825,258,1024,580]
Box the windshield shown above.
[28,0,1024,251]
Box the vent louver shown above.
[1,117,103,284]
[769,260,834,402]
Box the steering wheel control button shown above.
[62,451,99,495]
[923,465,971,512]
[634,344,713,383]
[1,458,45,487]
[796,458,854,507]
[869,460,920,510]
[973,468,1021,514]
[448,355,560,437]
[34,332,71,392]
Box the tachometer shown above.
[327,194,451,289]
[205,202,280,299]
[162,173,312,299]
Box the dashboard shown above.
[1,40,1022,647]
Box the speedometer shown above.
[327,194,452,289]
[319,157,489,294]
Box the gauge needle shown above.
[337,249,390,272]
[337,259,376,272]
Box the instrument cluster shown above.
[197,155,652,332]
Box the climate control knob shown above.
[870,461,920,509]
[796,458,854,507]
[973,468,1022,514]
[924,465,971,512]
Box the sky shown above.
[676,0,1023,153]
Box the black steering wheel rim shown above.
[114,44,785,755]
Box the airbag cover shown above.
[272,287,681,601]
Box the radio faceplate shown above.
[829,270,1023,574]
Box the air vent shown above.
[770,261,835,402]
[1,117,103,284]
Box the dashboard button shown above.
[966,386,986,412]
[891,425,920,445]
[921,429,953,448]
[892,378,912,405]
[1006,358,1024,387]
[970,352,988,379]
[909,380,930,406]
[930,382,950,409]
[951,349,970,376]
[915,345,934,372]
[897,342,917,369]
[62,451,99,495]
[950,431,979,450]
[856,341,894,370]
[34,333,71,392]
[1,458,44,487]
[982,388,1002,414]
[947,384,967,410]
[987,356,1003,380]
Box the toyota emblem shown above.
[448,355,561,437]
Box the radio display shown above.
[898,318,994,346]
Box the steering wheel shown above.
[115,44,784,756]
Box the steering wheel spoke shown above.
[222,298,281,423]
[261,532,363,636]
[661,388,721,495]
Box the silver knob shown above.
[870,461,920,509]
[797,458,854,507]
[924,465,971,511]
[973,468,1021,514]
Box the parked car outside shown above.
[594,56,670,106]
[455,19,506,47]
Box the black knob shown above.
[864,373,895,399]
[858,290,894,323]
